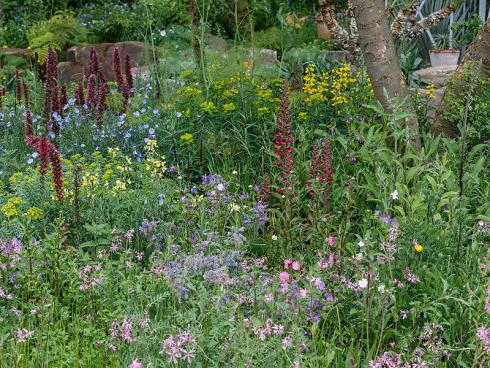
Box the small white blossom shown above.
[358,278,368,289]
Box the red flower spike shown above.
[274,81,294,195]
[125,54,134,91]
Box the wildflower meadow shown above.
[0,1,489,367]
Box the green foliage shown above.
[27,11,87,63]
[440,64,490,147]
[252,20,318,52]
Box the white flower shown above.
[160,30,167,37]
[358,278,368,289]
[232,170,238,175]
[358,240,366,248]
[271,235,278,241]
[390,190,398,200]
[217,183,225,192]
[378,284,385,293]
[355,253,363,260]
[229,203,240,212]
[175,111,183,118]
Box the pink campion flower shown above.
[283,259,292,269]
[139,314,150,328]
[243,318,251,328]
[0,287,13,300]
[124,229,135,240]
[279,271,289,282]
[404,267,420,284]
[128,360,143,368]
[300,288,308,298]
[393,279,405,288]
[121,317,134,342]
[110,320,119,339]
[16,328,34,342]
[292,260,301,271]
[369,352,402,368]
[282,334,292,349]
[272,324,284,336]
[476,326,490,353]
[327,235,336,246]
[160,332,196,364]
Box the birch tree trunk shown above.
[351,0,421,150]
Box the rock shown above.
[246,48,277,65]
[415,87,446,119]
[321,50,349,63]
[414,65,457,88]
[205,33,227,51]
[0,48,33,64]
[60,41,151,84]
[58,62,85,84]
[316,22,333,40]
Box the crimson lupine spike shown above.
[0,87,5,108]
[45,48,59,89]
[38,137,50,178]
[87,74,97,108]
[121,81,130,109]
[22,82,29,106]
[75,80,85,106]
[260,172,272,203]
[96,82,109,125]
[274,81,294,195]
[89,48,100,77]
[125,54,134,91]
[50,86,59,116]
[112,48,124,91]
[49,144,64,201]
[25,110,33,137]
[318,138,333,187]
[15,69,22,102]
[25,113,64,201]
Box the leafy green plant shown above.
[27,11,87,63]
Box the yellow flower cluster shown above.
[330,63,357,107]
[26,206,43,221]
[303,64,328,103]
[223,89,239,98]
[256,89,273,100]
[223,102,236,112]
[144,140,167,178]
[1,197,22,218]
[178,85,202,96]
[425,83,436,100]
[303,63,358,107]
[180,133,193,143]
[200,101,217,113]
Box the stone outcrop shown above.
[414,65,458,88]
[58,41,151,84]
[414,65,457,119]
